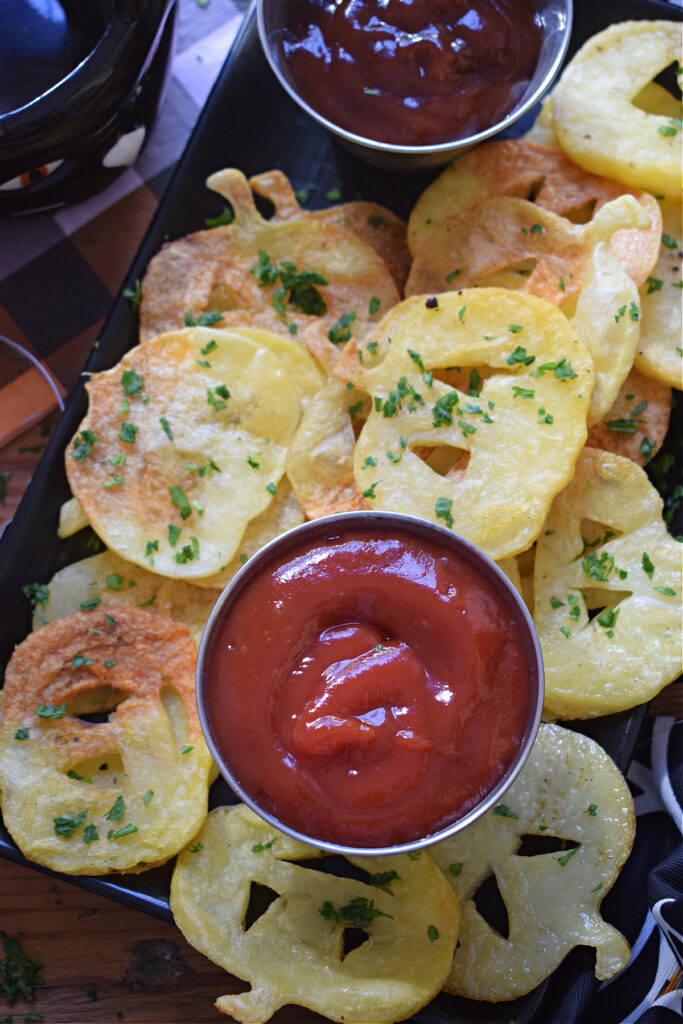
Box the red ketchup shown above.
[277,0,543,146]
[202,527,535,848]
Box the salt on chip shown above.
[535,447,683,719]
[552,21,682,197]
[32,550,220,646]
[335,289,592,561]
[249,169,411,292]
[587,366,672,467]
[0,606,213,874]
[431,723,634,1001]
[170,803,459,1024]
[634,197,683,390]
[406,195,653,307]
[286,379,369,519]
[140,168,398,344]
[65,328,302,580]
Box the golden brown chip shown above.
[286,379,369,519]
[0,607,213,874]
[534,447,683,718]
[140,168,398,344]
[405,194,654,306]
[431,723,634,1001]
[170,803,460,1024]
[249,170,411,292]
[552,21,683,196]
[65,328,302,580]
[407,138,662,271]
[587,366,672,466]
[32,550,220,646]
[335,289,593,560]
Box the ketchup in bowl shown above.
[276,0,543,146]
[199,514,543,852]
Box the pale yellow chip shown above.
[571,242,641,426]
[32,550,220,646]
[65,328,302,580]
[170,804,459,1024]
[552,21,682,196]
[635,198,683,389]
[406,194,653,306]
[431,723,634,1001]
[286,379,369,518]
[140,168,398,344]
[335,289,592,561]
[57,496,89,538]
[0,607,213,874]
[534,447,683,718]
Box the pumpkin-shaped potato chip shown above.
[335,290,592,561]
[406,194,654,306]
[634,198,683,390]
[66,328,302,580]
[552,21,682,196]
[249,170,411,293]
[31,550,220,646]
[170,804,459,1024]
[431,723,634,1002]
[139,168,398,343]
[535,447,683,719]
[286,379,369,518]
[407,138,661,265]
[0,607,212,874]
[587,366,672,467]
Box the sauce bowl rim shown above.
[196,510,545,857]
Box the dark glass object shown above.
[0,0,177,216]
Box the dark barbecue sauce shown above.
[279,0,543,146]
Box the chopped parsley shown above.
[119,422,138,444]
[207,384,230,410]
[512,386,535,399]
[108,824,138,840]
[507,345,534,366]
[53,810,87,837]
[445,268,461,283]
[529,357,577,381]
[362,481,380,499]
[642,552,655,579]
[362,456,377,469]
[266,482,277,496]
[106,573,124,590]
[160,416,174,441]
[367,214,385,228]
[432,391,459,427]
[556,846,580,866]
[168,524,182,546]
[123,280,141,310]
[368,870,400,887]
[184,311,223,327]
[105,612,116,628]
[661,234,678,250]
[586,804,598,816]
[82,824,99,844]
[449,862,463,876]
[180,744,194,755]
[319,896,393,928]
[368,296,380,315]
[435,497,454,529]
[104,795,125,821]
[204,207,233,228]
[328,310,357,345]
[646,276,663,294]
[493,805,518,819]
[121,369,144,397]
[67,769,93,783]
[251,250,328,318]
[70,430,100,462]
[251,837,277,853]
[169,485,192,520]
[143,790,154,806]
[0,933,43,1005]
[654,586,676,596]
[22,583,50,610]
[35,702,66,719]
[14,726,29,741]
[427,925,439,942]
[79,598,101,611]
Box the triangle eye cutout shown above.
[243,881,280,931]
[473,873,510,940]
[341,927,369,959]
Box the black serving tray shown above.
[0,1,679,1021]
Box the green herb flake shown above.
[328,310,357,345]
[367,214,385,228]
[79,598,101,612]
[661,234,678,249]
[180,744,194,755]
[529,222,543,234]
[184,311,223,327]
[449,862,463,876]
[362,456,377,469]
[591,882,603,893]
[458,305,466,321]
[168,523,182,547]
[14,726,29,741]
[362,482,380,499]
[105,573,124,591]
[507,324,524,334]
[507,345,535,366]
[188,842,204,853]
[251,837,277,853]
[123,280,142,310]
[556,846,580,867]
[143,790,154,806]
[67,769,92,783]
[550,596,565,609]
[23,583,50,610]
[204,207,233,228]
[104,795,125,821]
[108,824,138,840]
[586,804,598,816]
[70,429,100,462]
[493,804,519,819]
[368,870,400,887]
[445,268,461,283]
[641,552,655,580]
[119,422,138,445]
[512,386,535,399]
[53,810,87,838]
[326,186,342,201]
[159,416,174,442]
[105,612,116,628]
[121,368,144,397]
[0,934,44,1006]
[103,659,117,668]
[169,485,192,520]
[266,482,277,496]
[35,701,67,719]
[435,496,454,529]
[427,925,439,942]
[654,585,676,596]
[646,276,663,294]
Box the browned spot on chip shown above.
[587,366,672,466]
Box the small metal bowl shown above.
[197,511,544,857]
[257,0,572,170]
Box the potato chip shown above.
[534,447,683,719]
[140,168,398,344]
[170,803,459,1024]
[249,170,411,292]
[65,328,302,580]
[552,21,682,196]
[634,198,683,389]
[431,723,634,1001]
[405,194,652,307]
[407,139,662,271]
[587,366,672,466]
[32,550,220,646]
[335,289,592,560]
[58,496,89,538]
[286,379,369,519]
[571,242,641,426]
[0,607,213,874]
